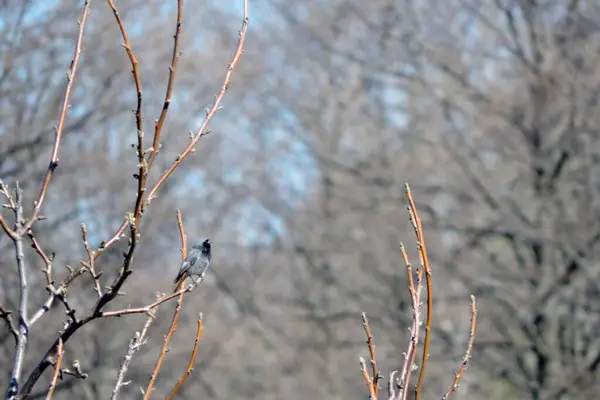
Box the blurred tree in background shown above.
[1,0,600,399]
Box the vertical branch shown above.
[167,315,204,400]
[7,184,28,400]
[405,183,433,400]
[81,224,102,297]
[146,0,184,171]
[359,357,378,400]
[24,0,91,231]
[176,209,188,265]
[104,0,145,220]
[441,295,478,399]
[0,179,16,239]
[397,243,423,400]
[45,339,64,400]
[93,0,146,317]
[361,313,379,398]
[143,210,188,399]
[111,312,157,400]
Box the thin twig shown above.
[167,315,204,400]
[27,230,77,327]
[23,0,91,233]
[0,178,16,238]
[397,243,423,400]
[360,357,378,400]
[143,210,189,399]
[100,283,197,318]
[45,339,63,400]
[176,209,188,269]
[146,0,249,203]
[405,183,433,400]
[104,0,146,226]
[81,224,102,297]
[361,313,379,398]
[0,305,18,342]
[97,218,129,256]
[111,312,157,400]
[27,232,53,286]
[146,0,184,171]
[441,295,477,400]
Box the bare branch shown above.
[397,242,423,400]
[405,183,433,400]
[23,0,91,232]
[111,313,156,400]
[100,283,199,318]
[359,357,377,400]
[104,0,146,232]
[0,178,16,239]
[146,0,249,203]
[81,224,103,297]
[0,305,18,342]
[361,313,380,398]
[146,0,185,171]
[45,338,63,400]
[5,183,30,399]
[143,210,190,399]
[27,231,53,286]
[441,295,478,400]
[167,314,204,400]
[16,1,249,396]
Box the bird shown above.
[173,239,212,285]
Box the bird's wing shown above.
[174,260,189,283]
[174,253,199,283]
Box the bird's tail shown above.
[173,270,184,284]
[173,277,186,293]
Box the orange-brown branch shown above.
[361,313,379,398]
[143,210,188,399]
[45,339,63,400]
[442,295,477,399]
[167,316,204,400]
[405,183,433,400]
[146,0,249,203]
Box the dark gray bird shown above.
[174,239,212,284]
